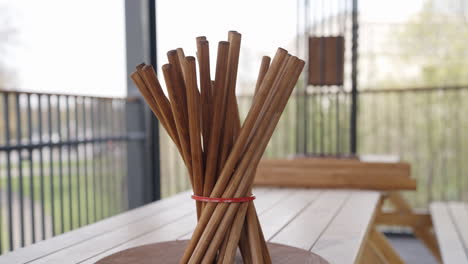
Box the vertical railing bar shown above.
[319,91,324,154]
[90,98,97,222]
[37,95,46,240]
[385,93,390,153]
[350,0,359,154]
[455,89,462,200]
[3,93,14,250]
[303,0,310,155]
[441,90,448,200]
[105,100,112,216]
[371,92,378,153]
[328,92,333,154]
[117,100,123,209]
[426,92,434,203]
[311,93,316,153]
[97,99,104,219]
[110,100,118,215]
[66,96,73,230]
[120,100,128,210]
[15,93,25,247]
[97,99,104,218]
[47,95,56,236]
[106,100,112,215]
[57,95,65,234]
[27,93,36,243]
[82,97,89,225]
[74,96,81,227]
[336,91,340,153]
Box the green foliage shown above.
[395,0,468,87]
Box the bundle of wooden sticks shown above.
[131,31,304,263]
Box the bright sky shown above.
[1,0,425,97]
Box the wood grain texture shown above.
[368,228,404,264]
[311,191,380,264]
[96,240,328,264]
[0,191,191,264]
[2,188,381,264]
[359,241,389,264]
[308,36,344,86]
[254,158,416,190]
[431,202,468,264]
[389,192,441,261]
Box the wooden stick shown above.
[239,227,253,264]
[238,55,271,263]
[220,189,253,263]
[180,49,289,263]
[183,56,205,220]
[167,49,192,146]
[162,62,193,179]
[218,31,242,171]
[139,65,180,147]
[254,56,271,96]
[131,66,183,157]
[130,71,167,134]
[202,41,230,198]
[196,38,212,153]
[186,56,303,264]
[246,200,264,263]
[217,201,249,264]
[201,202,241,264]
[210,58,304,258]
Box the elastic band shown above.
[191,194,256,203]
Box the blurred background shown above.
[0,0,467,258]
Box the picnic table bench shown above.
[431,202,468,264]
[0,187,380,264]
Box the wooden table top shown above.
[431,202,468,264]
[0,188,380,264]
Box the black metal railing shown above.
[0,90,145,253]
[160,86,468,208]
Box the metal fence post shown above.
[125,0,160,209]
[350,0,359,154]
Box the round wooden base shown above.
[96,240,328,264]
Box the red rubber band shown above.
[191,194,256,203]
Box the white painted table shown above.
[0,188,380,264]
[431,202,468,264]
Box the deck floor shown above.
[387,234,437,264]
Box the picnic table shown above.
[431,202,468,264]
[0,187,380,264]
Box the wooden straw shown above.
[202,41,230,198]
[209,48,288,198]
[196,38,212,153]
[246,201,263,263]
[185,56,298,264]
[167,49,191,138]
[186,57,304,264]
[180,49,289,263]
[130,70,166,133]
[139,65,180,147]
[207,60,304,263]
[224,53,271,262]
[217,201,249,264]
[135,35,305,263]
[218,31,242,170]
[182,56,205,219]
[162,62,193,178]
[254,56,271,96]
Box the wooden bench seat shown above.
[430,202,468,264]
[253,157,442,263]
